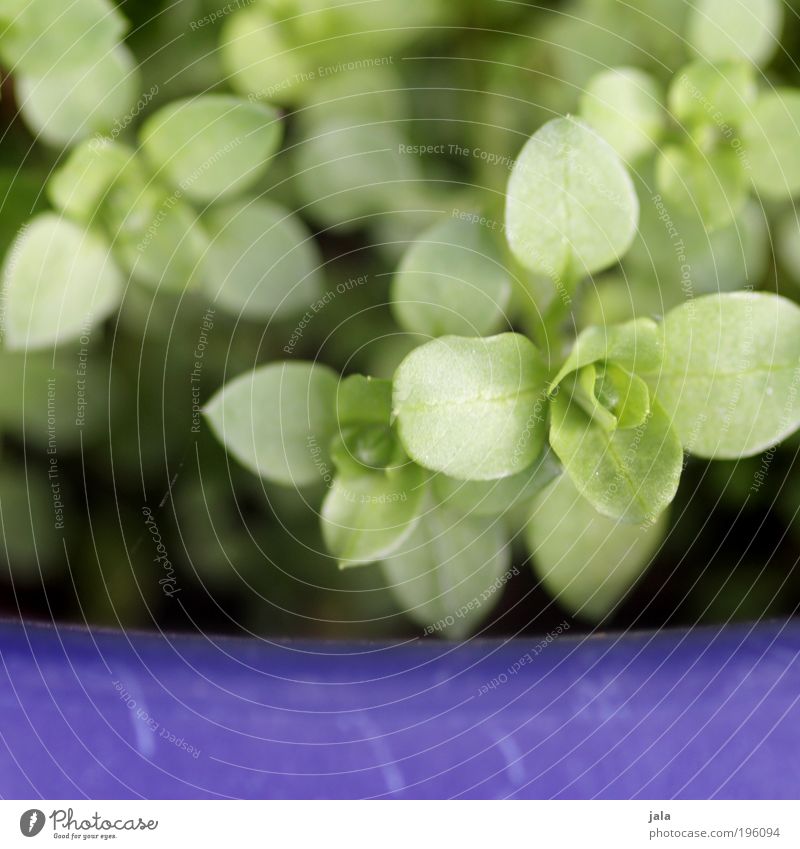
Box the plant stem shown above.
[541,260,582,372]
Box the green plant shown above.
[0,90,327,348]
[0,0,142,146]
[207,99,800,636]
[3,0,800,638]
[575,0,798,230]
[1,0,335,348]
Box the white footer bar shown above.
[1,800,795,847]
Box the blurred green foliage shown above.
[0,0,799,638]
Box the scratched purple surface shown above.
[0,619,798,798]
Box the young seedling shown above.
[207,107,800,637]
[6,0,800,638]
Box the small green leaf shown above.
[549,391,683,523]
[0,0,127,77]
[570,363,651,431]
[624,185,769,299]
[693,199,770,294]
[16,45,140,146]
[296,63,410,131]
[204,361,338,486]
[645,292,800,458]
[321,463,427,567]
[391,216,511,337]
[505,117,639,280]
[292,118,418,230]
[336,375,392,427]
[655,143,747,231]
[742,90,800,199]
[139,95,283,202]
[47,138,133,224]
[551,317,663,389]
[433,448,561,517]
[201,198,321,320]
[579,67,665,161]
[330,425,397,475]
[668,60,757,129]
[571,364,618,431]
[687,0,782,66]
[527,473,668,621]
[393,333,549,480]
[332,377,404,475]
[594,364,651,429]
[102,163,208,292]
[381,506,511,638]
[220,8,311,105]
[2,213,122,349]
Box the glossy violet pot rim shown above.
[0,617,798,799]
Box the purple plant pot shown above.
[0,619,798,798]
